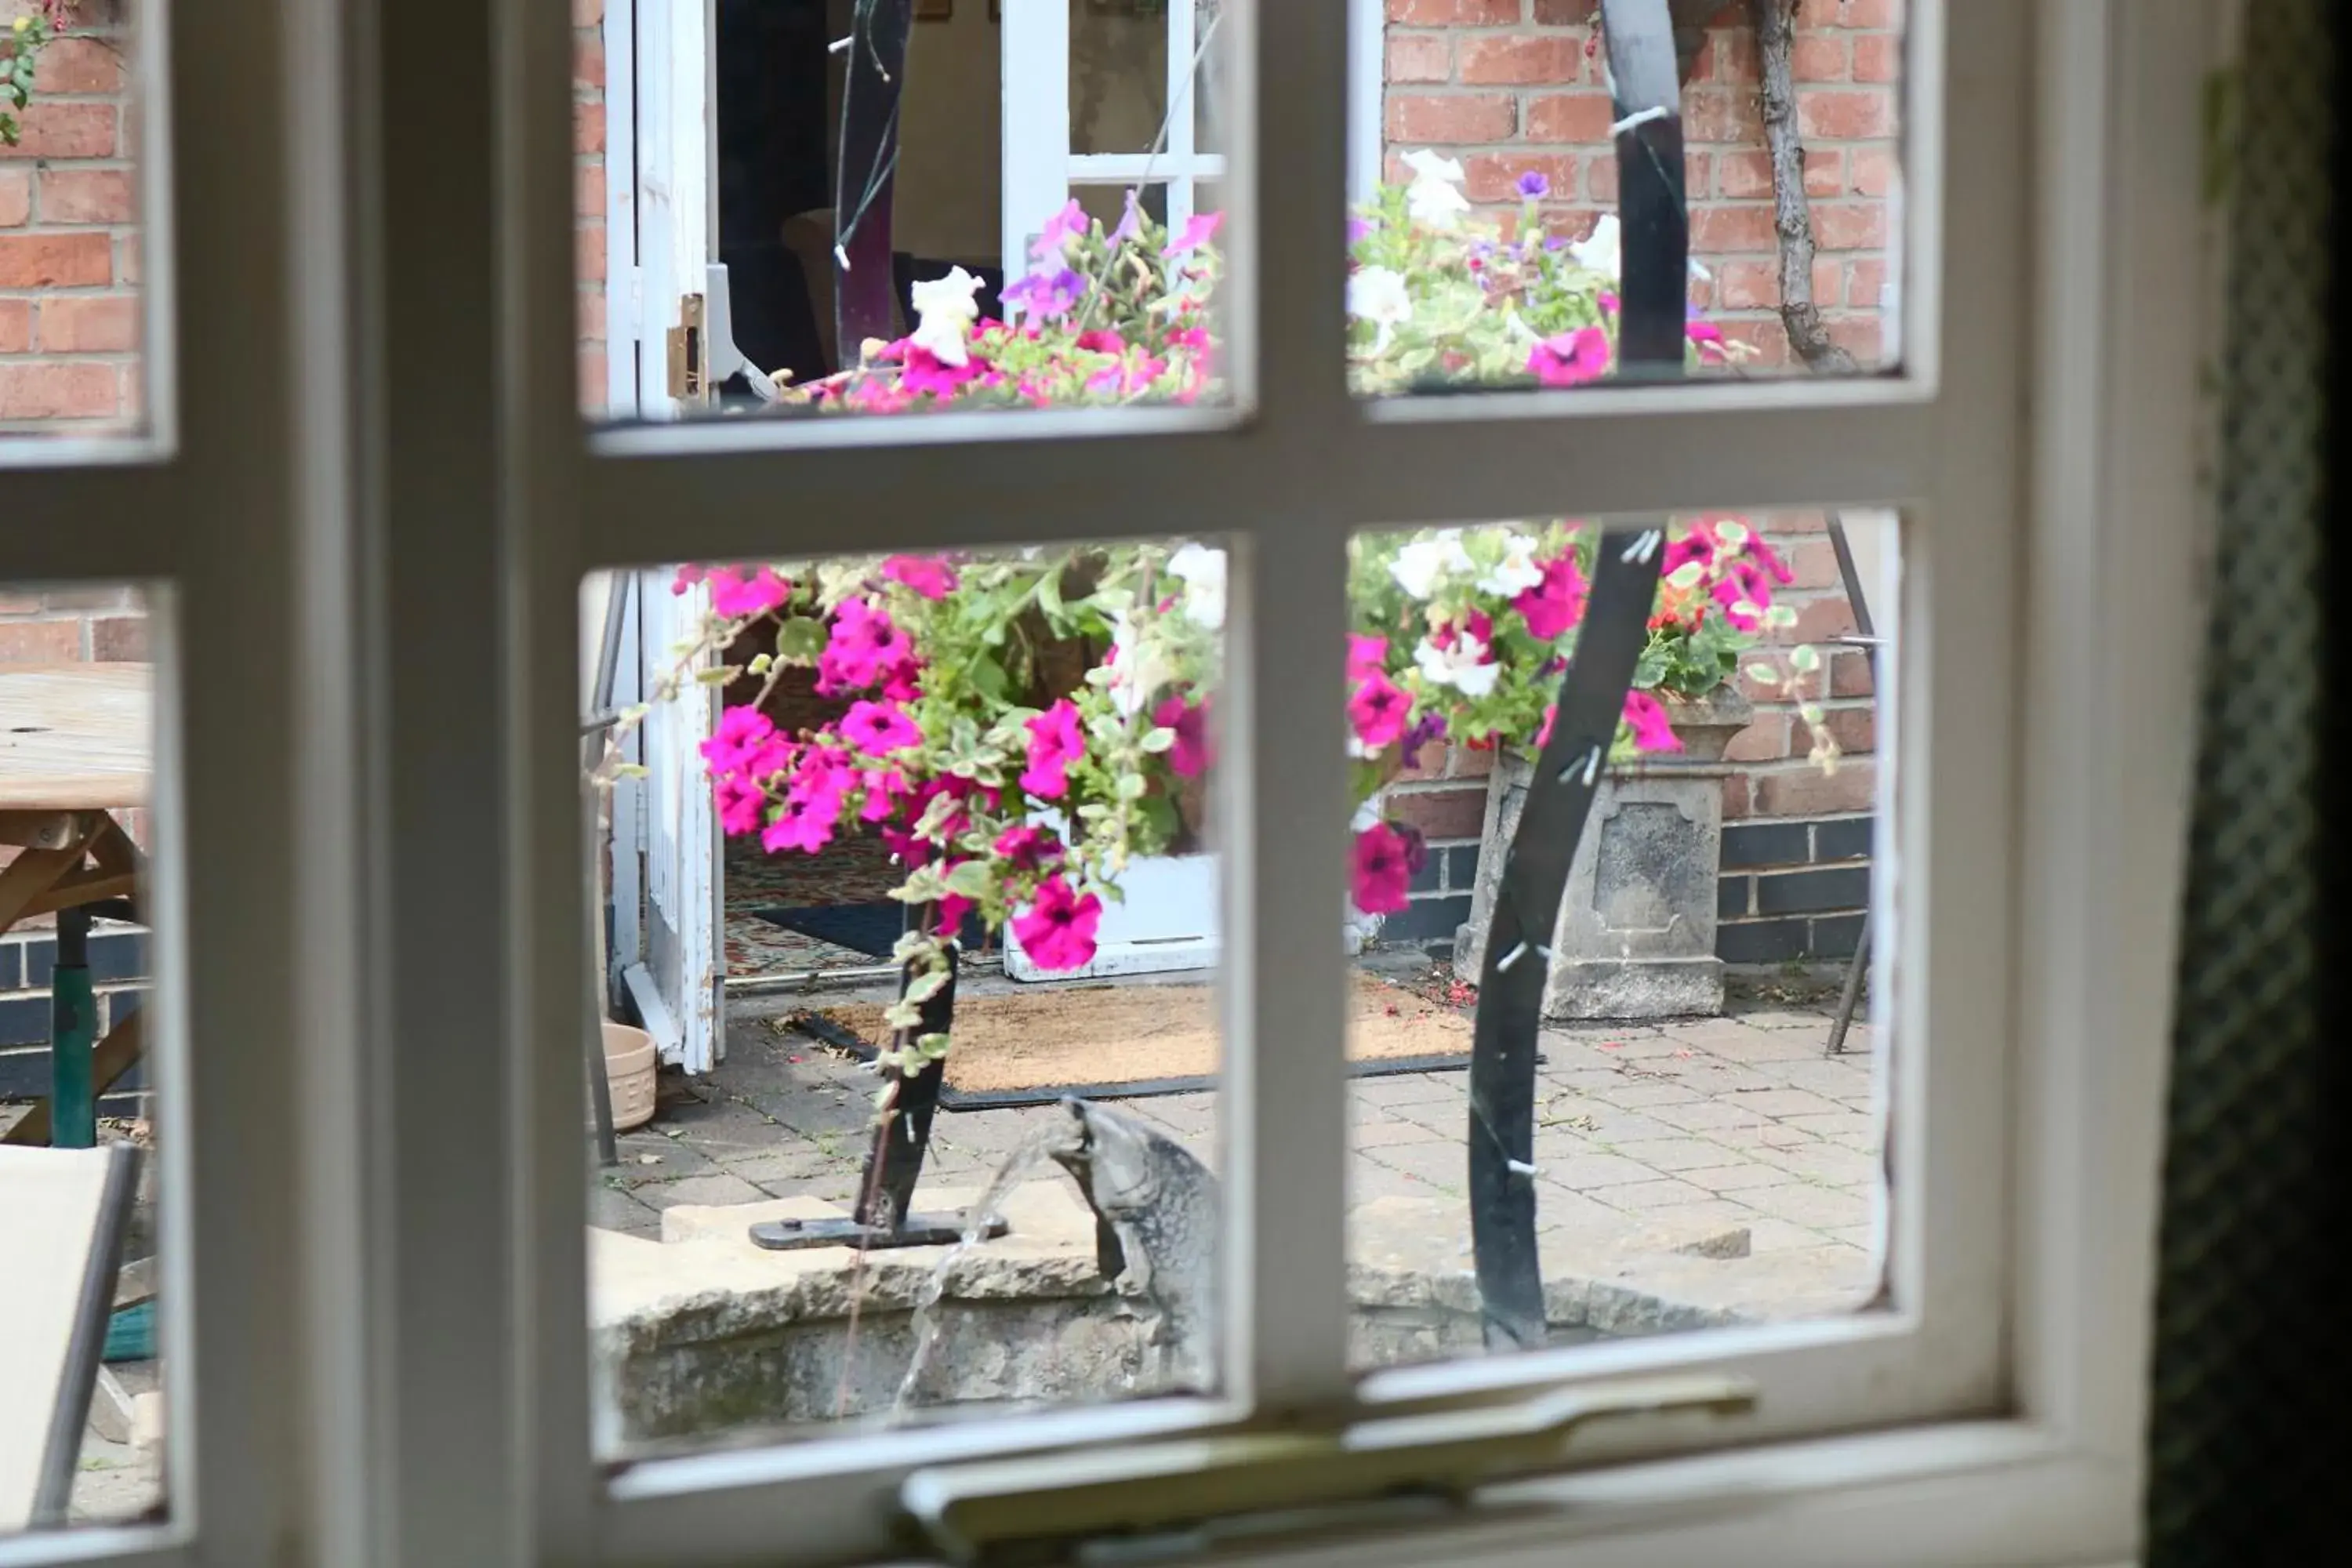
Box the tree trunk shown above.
[1749,0,1858,372]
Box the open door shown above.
[617,572,724,1074]
[601,0,726,1073]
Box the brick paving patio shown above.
[594,965,1882,1323]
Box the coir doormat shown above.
[790,973,1529,1111]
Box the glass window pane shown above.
[1357,0,1904,396]
[1,578,170,1535]
[585,540,1231,1461]
[1340,509,1893,1367]
[0,3,151,444]
[583,0,1234,425]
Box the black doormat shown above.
[755,902,985,959]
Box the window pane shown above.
[1356,0,1904,395]
[1,579,169,1534]
[583,0,1234,425]
[585,541,1231,1461]
[0,3,151,445]
[1341,510,1892,1367]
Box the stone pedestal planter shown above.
[1454,689,1752,1021]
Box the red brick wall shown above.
[1375,1,1895,956]
[0,1,138,432]
[575,0,608,416]
[1383,0,1900,367]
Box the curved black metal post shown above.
[835,0,914,355]
[1466,532,1668,1348]
[1466,0,1686,1350]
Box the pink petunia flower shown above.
[1151,693,1212,779]
[700,706,777,776]
[900,343,985,397]
[993,823,1062,869]
[1513,554,1588,641]
[818,598,911,694]
[706,564,793,618]
[1346,634,1389,681]
[1163,212,1224,258]
[859,768,907,823]
[882,555,958,600]
[714,775,768,837]
[760,786,843,855]
[1528,325,1612,388]
[1350,823,1414,915]
[840,700,922,757]
[1348,673,1412,753]
[1021,700,1086,798]
[1012,875,1103,971]
[1623,690,1683,754]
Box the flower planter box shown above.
[1452,689,1752,1022]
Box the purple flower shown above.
[1029,197,1089,261]
[1514,169,1551,200]
[1002,267,1087,324]
[1399,710,1448,757]
[1109,188,1146,248]
[1346,216,1373,245]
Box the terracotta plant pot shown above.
[601,1021,659,1133]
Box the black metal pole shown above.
[855,912,955,1232]
[1465,0,1688,1350]
[1466,531,1669,1349]
[835,0,914,356]
[1602,0,1690,373]
[750,904,996,1251]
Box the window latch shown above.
[898,1373,1755,1567]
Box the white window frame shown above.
[7,1,2213,1566]
[1001,0,1231,281]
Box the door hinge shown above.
[898,1373,1755,1567]
[666,292,706,404]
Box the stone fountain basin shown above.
[590,1179,1808,1451]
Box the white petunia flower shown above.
[1103,613,1180,717]
[1167,543,1227,630]
[1566,212,1713,283]
[1390,530,1476,600]
[908,266,983,367]
[1401,149,1472,230]
[1477,532,1544,598]
[1416,632,1501,699]
[1348,265,1414,354]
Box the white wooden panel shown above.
[1000,0,1073,280]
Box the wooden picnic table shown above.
[0,665,151,1149]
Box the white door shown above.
[604,0,725,1071]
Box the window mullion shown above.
[1233,0,1349,437]
[1220,514,1356,1415]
